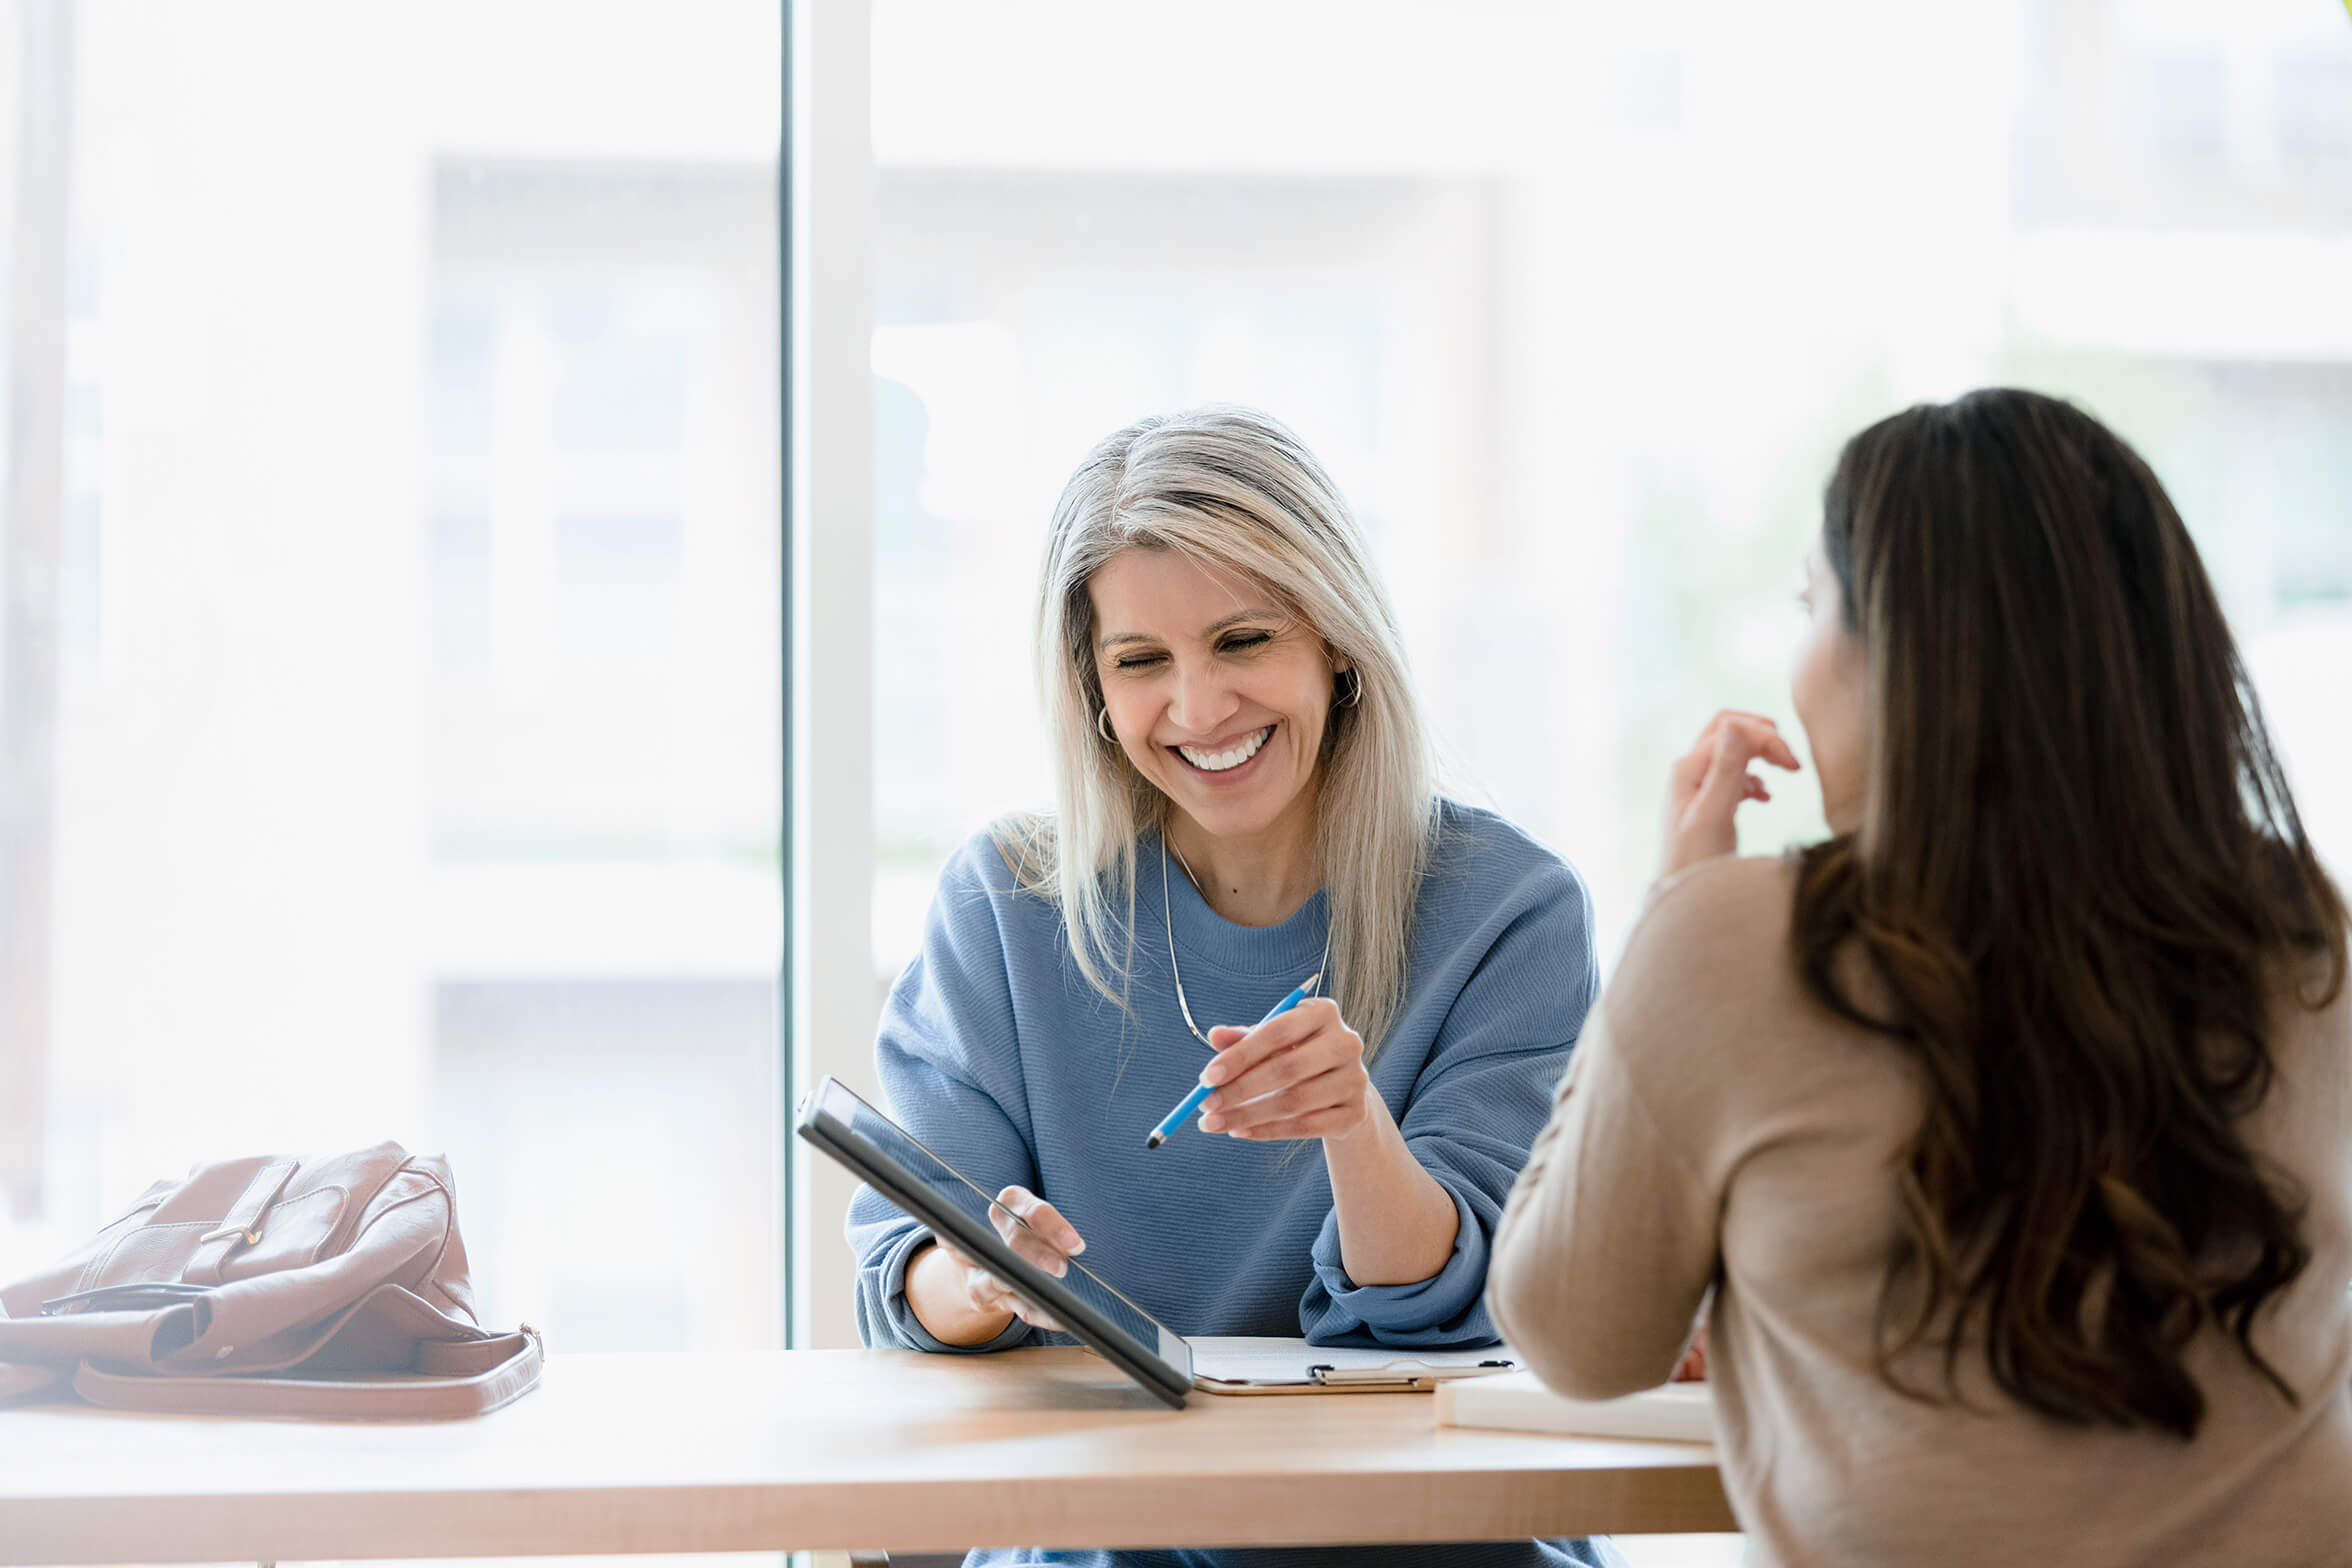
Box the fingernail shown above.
[1200,1115,1223,1132]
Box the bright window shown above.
[867,0,2352,986]
[0,0,785,1362]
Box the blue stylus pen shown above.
[1144,971,1322,1149]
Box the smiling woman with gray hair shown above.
[848,405,1621,1568]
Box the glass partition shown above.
[0,0,785,1362]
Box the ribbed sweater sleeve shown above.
[1301,854,1600,1346]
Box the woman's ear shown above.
[1330,657,1364,710]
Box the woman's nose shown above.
[1166,660,1238,737]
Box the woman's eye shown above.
[1221,632,1272,653]
[1113,652,1165,671]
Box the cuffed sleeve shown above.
[1299,854,1600,1347]
[1305,1179,1490,1343]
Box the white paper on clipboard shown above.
[1189,1335,1518,1393]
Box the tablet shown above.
[796,1075,1194,1408]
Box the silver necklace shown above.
[1160,831,1330,1050]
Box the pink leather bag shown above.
[0,1143,541,1418]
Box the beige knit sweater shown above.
[1490,855,2352,1568]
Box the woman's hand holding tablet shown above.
[913,1185,1086,1339]
[803,1077,1195,1407]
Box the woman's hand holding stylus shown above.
[1202,996,1460,1286]
[1196,997,1372,1143]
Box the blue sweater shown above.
[847,801,1620,1568]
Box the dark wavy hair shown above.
[1791,388,2348,1439]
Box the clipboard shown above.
[1187,1335,1519,1396]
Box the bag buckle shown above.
[198,1223,262,1247]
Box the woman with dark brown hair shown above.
[1489,388,2352,1565]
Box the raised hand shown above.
[1662,709,1802,879]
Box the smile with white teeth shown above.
[1176,725,1274,773]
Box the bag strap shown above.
[37,1281,212,1316]
[70,1325,542,1420]
[181,1157,298,1286]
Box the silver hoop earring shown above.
[1338,668,1364,708]
[1098,707,1117,743]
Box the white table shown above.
[0,1348,1731,1561]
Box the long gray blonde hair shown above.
[995,405,1438,1057]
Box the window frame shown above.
[784,0,879,1350]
